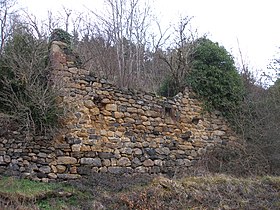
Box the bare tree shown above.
[59,7,72,33]
[157,16,198,96]
[0,23,61,135]
[88,0,152,88]
[268,48,280,83]
[0,0,17,55]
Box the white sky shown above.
[17,0,280,73]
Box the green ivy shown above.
[158,76,182,97]
[158,37,245,116]
[187,38,245,114]
[50,28,72,45]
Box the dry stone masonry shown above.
[0,40,239,181]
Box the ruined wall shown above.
[0,41,239,181]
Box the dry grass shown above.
[0,174,279,209]
[103,174,280,210]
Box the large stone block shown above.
[80,158,102,166]
[98,152,114,159]
[108,166,123,174]
[57,156,77,164]
[57,174,81,179]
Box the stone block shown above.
[80,145,91,152]
[145,148,156,156]
[190,150,197,157]
[118,157,131,166]
[57,174,81,179]
[90,107,100,115]
[37,152,47,158]
[105,104,117,111]
[48,173,58,179]
[143,159,154,167]
[155,147,170,155]
[0,156,4,165]
[98,152,114,159]
[84,100,95,109]
[77,166,91,175]
[132,157,142,166]
[213,130,226,136]
[135,166,147,173]
[4,155,11,163]
[99,167,108,173]
[89,134,101,140]
[108,166,123,174]
[102,159,111,167]
[70,166,77,173]
[154,159,163,166]
[80,158,102,166]
[120,148,132,155]
[51,165,57,173]
[184,159,192,166]
[134,148,142,155]
[56,165,66,173]
[141,116,148,121]
[71,144,81,152]
[150,166,161,173]
[124,117,135,123]
[57,157,77,165]
[192,141,206,147]
[114,112,124,118]
[39,166,51,174]
[127,107,138,113]
[56,144,71,150]
[198,148,206,155]
[178,144,194,150]
[136,125,145,130]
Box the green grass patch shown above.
[0,176,73,199]
[0,176,87,209]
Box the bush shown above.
[187,38,245,114]
[158,76,182,97]
[0,25,61,135]
[49,28,72,45]
[158,38,244,116]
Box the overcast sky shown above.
[18,0,280,74]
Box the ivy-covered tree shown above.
[187,38,245,114]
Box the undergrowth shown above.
[0,173,279,210]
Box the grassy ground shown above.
[0,173,279,210]
[0,176,84,210]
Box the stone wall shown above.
[0,40,239,181]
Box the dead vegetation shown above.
[0,173,279,210]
